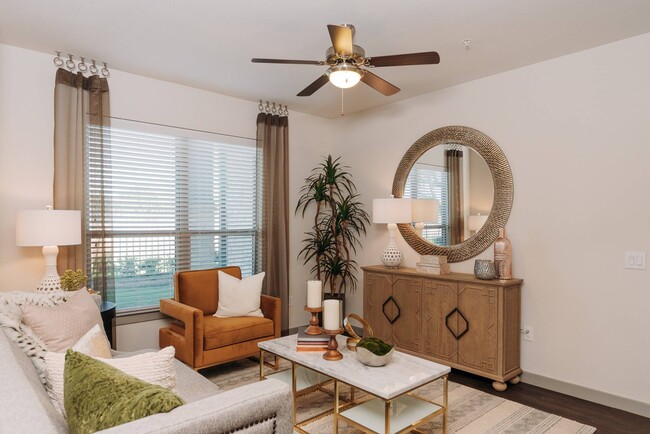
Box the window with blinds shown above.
[404,163,449,246]
[86,123,258,312]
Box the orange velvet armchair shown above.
[159,266,281,370]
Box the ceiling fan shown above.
[251,24,440,97]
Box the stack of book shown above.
[296,327,328,352]
[416,255,450,274]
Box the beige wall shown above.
[329,33,650,405]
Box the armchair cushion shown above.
[214,271,265,318]
[170,316,274,350]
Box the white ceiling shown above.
[1,0,650,118]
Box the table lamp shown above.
[411,198,439,237]
[372,196,412,268]
[16,206,81,292]
[469,213,489,233]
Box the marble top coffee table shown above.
[259,334,450,434]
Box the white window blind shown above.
[86,123,258,312]
[404,163,449,246]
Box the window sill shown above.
[115,309,167,326]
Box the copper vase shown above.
[494,228,512,279]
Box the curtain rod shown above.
[91,114,256,141]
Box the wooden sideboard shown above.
[362,265,523,391]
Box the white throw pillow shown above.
[21,290,103,352]
[72,324,112,359]
[45,346,176,417]
[214,271,265,318]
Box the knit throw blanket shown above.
[0,291,72,385]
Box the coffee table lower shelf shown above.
[338,394,445,434]
[265,366,330,395]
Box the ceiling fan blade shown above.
[252,58,323,65]
[360,71,400,96]
[327,24,353,56]
[367,51,440,67]
[297,74,330,97]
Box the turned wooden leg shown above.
[492,381,508,391]
[508,375,521,385]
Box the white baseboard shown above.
[522,372,650,418]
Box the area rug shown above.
[202,359,596,434]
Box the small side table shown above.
[100,301,117,350]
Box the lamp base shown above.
[36,245,62,292]
[36,269,62,292]
[380,246,403,268]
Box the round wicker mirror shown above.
[392,126,513,262]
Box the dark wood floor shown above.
[449,369,650,434]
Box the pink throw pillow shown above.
[21,290,104,352]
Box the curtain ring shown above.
[264,101,270,112]
[89,60,98,75]
[283,105,289,116]
[78,57,88,72]
[258,100,264,112]
[271,102,277,114]
[101,62,110,77]
[66,54,76,71]
[53,51,64,67]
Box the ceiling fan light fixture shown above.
[327,64,362,89]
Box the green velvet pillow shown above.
[64,350,184,434]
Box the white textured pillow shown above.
[72,324,112,359]
[21,290,102,352]
[214,271,265,318]
[45,346,176,417]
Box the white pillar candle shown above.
[323,299,340,331]
[307,280,322,308]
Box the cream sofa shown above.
[0,328,292,433]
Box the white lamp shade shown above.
[469,214,489,231]
[372,198,412,224]
[411,199,439,223]
[16,209,81,246]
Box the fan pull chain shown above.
[341,87,345,117]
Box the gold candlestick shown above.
[304,306,323,335]
[322,328,344,361]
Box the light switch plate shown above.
[625,251,646,270]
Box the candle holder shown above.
[322,328,344,361]
[304,306,323,335]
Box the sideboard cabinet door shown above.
[422,279,458,363]
[457,282,498,374]
[363,272,393,343]
[391,275,422,352]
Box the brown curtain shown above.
[256,112,289,332]
[53,69,110,277]
[446,149,464,245]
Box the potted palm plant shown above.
[296,155,370,309]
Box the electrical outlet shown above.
[288,296,294,307]
[522,325,534,342]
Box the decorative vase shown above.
[474,259,496,280]
[494,228,512,280]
